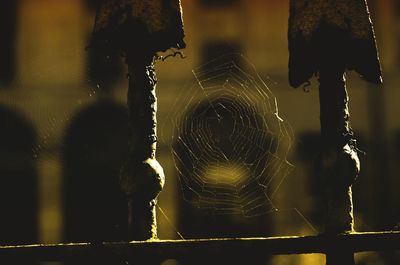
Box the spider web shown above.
[161,54,295,217]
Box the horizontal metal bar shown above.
[0,231,399,262]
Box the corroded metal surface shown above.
[288,2,382,264]
[120,57,165,241]
[289,0,373,40]
[288,0,382,87]
[92,0,185,54]
[91,0,185,242]
[318,70,359,238]
[1,232,400,262]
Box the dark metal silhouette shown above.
[91,0,185,242]
[0,105,38,265]
[288,1,382,264]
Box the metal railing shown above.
[0,231,399,262]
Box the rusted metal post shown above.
[91,0,185,243]
[318,66,359,265]
[120,52,165,240]
[288,1,382,264]
[318,66,358,235]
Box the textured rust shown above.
[92,0,185,55]
[288,1,383,264]
[288,0,382,87]
[1,232,400,262]
[91,0,185,242]
[289,0,373,40]
[318,68,359,237]
[119,56,165,241]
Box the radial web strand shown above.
[162,54,295,217]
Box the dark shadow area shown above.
[0,105,38,264]
[0,0,18,86]
[85,0,100,11]
[201,41,243,67]
[294,132,324,231]
[393,131,400,227]
[62,100,129,246]
[199,0,240,8]
[85,0,124,92]
[86,39,124,91]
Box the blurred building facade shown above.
[0,0,399,264]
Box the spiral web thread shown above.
[162,54,295,217]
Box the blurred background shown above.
[0,0,400,264]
